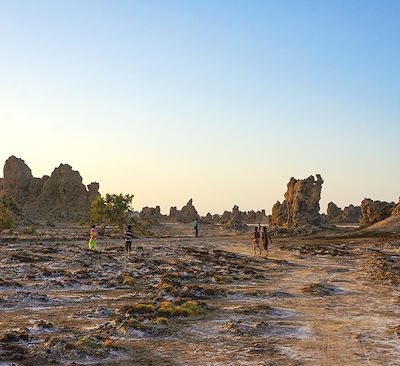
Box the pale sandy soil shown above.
[1,224,400,366]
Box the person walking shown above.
[261,226,273,257]
[194,218,199,237]
[124,225,134,255]
[252,226,261,255]
[88,224,97,251]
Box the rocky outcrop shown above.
[326,202,342,223]
[0,156,100,221]
[326,202,361,224]
[246,210,256,223]
[223,205,247,231]
[271,201,287,227]
[212,214,221,223]
[88,182,100,204]
[178,199,198,223]
[139,206,162,224]
[200,213,213,224]
[342,205,362,223]
[169,207,179,221]
[360,198,395,225]
[255,209,268,224]
[392,198,400,217]
[245,210,267,224]
[271,175,323,228]
[220,210,232,225]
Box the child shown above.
[252,226,261,255]
[88,224,97,250]
[261,226,273,257]
[124,225,133,255]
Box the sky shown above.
[0,0,399,215]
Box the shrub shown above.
[90,193,134,229]
[0,196,21,231]
[76,336,101,349]
[131,303,155,314]
[22,225,37,235]
[122,276,135,286]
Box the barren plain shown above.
[1,224,400,366]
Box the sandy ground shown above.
[1,223,400,366]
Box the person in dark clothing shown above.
[194,218,199,237]
[252,226,261,255]
[261,226,273,257]
[124,225,133,255]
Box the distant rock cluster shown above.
[0,156,99,221]
[138,199,268,227]
[326,202,361,224]
[139,206,162,224]
[4,154,399,231]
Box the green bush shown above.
[0,196,22,231]
[90,193,133,228]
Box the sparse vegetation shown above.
[22,224,37,235]
[157,300,207,317]
[131,303,155,314]
[0,196,22,231]
[76,336,101,349]
[122,275,135,286]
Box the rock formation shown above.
[342,205,362,223]
[220,210,232,225]
[360,198,395,225]
[271,175,323,228]
[255,209,268,223]
[326,202,361,224]
[271,201,287,227]
[326,202,342,223]
[244,209,268,224]
[212,214,221,223]
[0,156,100,221]
[392,198,400,217]
[139,206,162,224]
[175,199,199,223]
[200,213,213,224]
[246,210,256,223]
[169,207,178,221]
[223,205,247,230]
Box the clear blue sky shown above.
[1,0,399,214]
